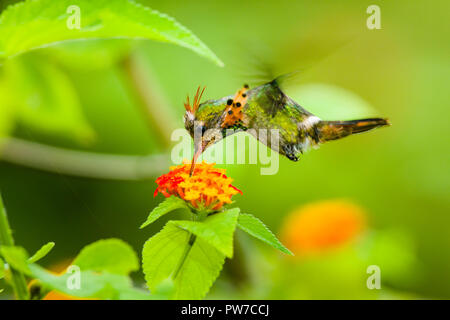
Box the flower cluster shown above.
[154,161,242,211]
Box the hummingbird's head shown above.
[184,86,245,155]
[183,86,221,154]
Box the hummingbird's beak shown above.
[189,139,206,176]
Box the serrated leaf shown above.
[171,208,240,258]
[72,238,139,275]
[237,213,293,255]
[0,257,4,279]
[0,0,223,67]
[4,54,95,142]
[143,223,225,299]
[46,39,134,71]
[140,196,188,229]
[28,242,55,263]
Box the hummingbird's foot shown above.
[286,154,299,161]
[282,144,301,162]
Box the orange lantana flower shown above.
[154,161,242,211]
[280,200,366,256]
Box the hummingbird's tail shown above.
[316,118,390,143]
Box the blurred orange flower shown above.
[43,291,88,300]
[280,200,366,256]
[154,161,242,211]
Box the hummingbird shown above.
[184,78,389,173]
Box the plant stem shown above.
[172,209,208,279]
[121,53,176,150]
[172,233,196,280]
[0,137,169,180]
[0,194,29,300]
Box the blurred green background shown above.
[0,0,449,299]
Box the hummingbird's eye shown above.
[201,126,207,135]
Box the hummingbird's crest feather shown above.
[184,86,206,115]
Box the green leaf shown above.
[28,263,154,300]
[0,241,158,300]
[143,223,225,299]
[171,208,240,258]
[153,277,175,297]
[0,246,31,273]
[0,257,4,279]
[46,39,134,71]
[237,213,293,255]
[72,238,139,275]
[0,0,223,67]
[28,242,55,263]
[4,54,95,142]
[140,196,189,229]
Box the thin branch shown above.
[121,52,177,149]
[0,194,30,300]
[0,137,170,180]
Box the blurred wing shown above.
[247,79,313,118]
